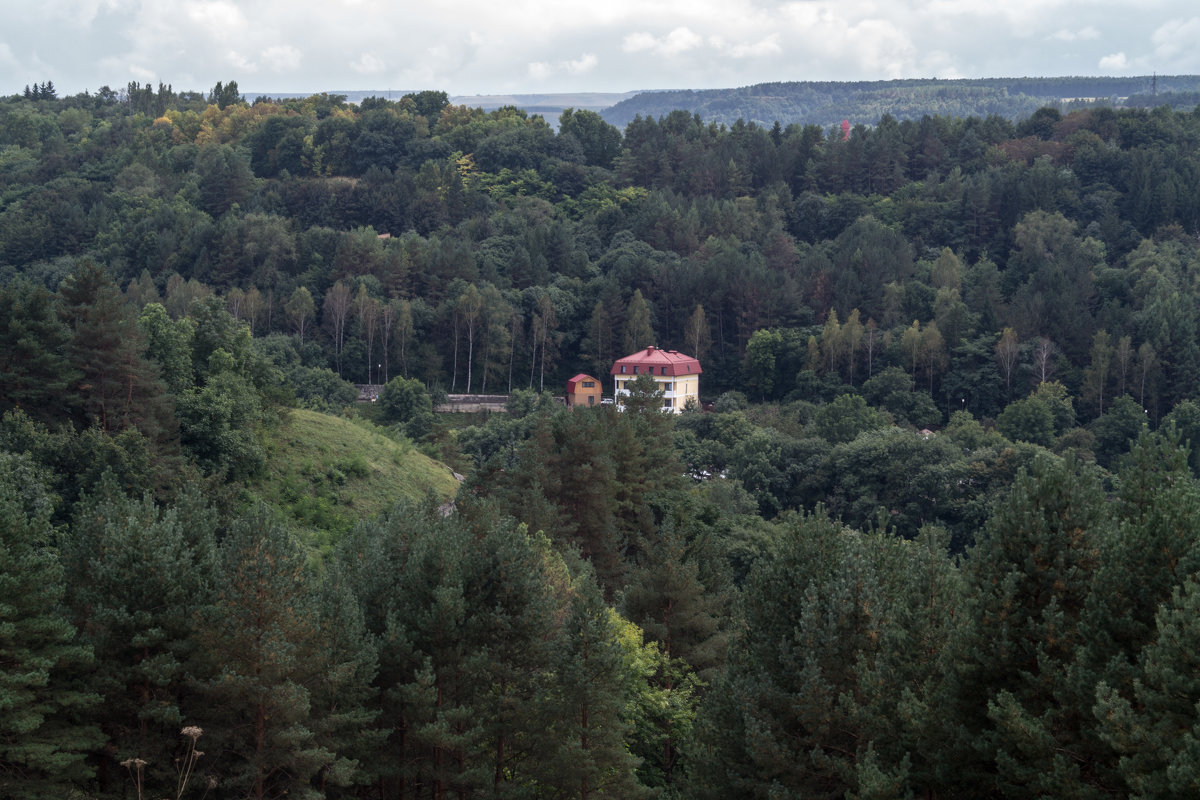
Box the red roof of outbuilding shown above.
[610,347,702,377]
[567,373,601,393]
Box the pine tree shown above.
[57,260,177,446]
[620,521,727,789]
[537,576,648,800]
[0,280,81,425]
[334,502,568,798]
[0,453,101,799]
[306,564,383,795]
[1070,429,1200,795]
[1096,575,1200,797]
[621,520,727,681]
[692,512,962,800]
[623,289,655,354]
[947,454,1109,797]
[193,507,336,800]
[61,478,219,797]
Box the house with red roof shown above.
[566,373,603,408]
[610,346,702,413]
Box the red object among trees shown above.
[841,119,851,140]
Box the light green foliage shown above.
[378,375,434,438]
[810,393,888,444]
[138,302,194,394]
[997,381,1076,448]
[1090,394,1147,467]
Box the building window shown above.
[582,380,595,387]
[620,365,627,374]
[588,395,595,405]
[633,366,639,374]
[664,382,673,391]
[663,398,673,408]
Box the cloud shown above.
[12,0,1196,98]
[528,52,599,81]
[262,45,302,73]
[0,42,18,70]
[1051,26,1101,42]
[566,53,598,74]
[1151,17,1200,62]
[621,32,658,53]
[227,50,259,72]
[185,1,245,35]
[350,53,387,75]
[1099,52,1128,70]
[722,34,783,59]
[623,27,704,56]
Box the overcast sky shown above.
[3,0,1199,97]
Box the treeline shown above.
[600,75,1200,128]
[6,82,1200,422]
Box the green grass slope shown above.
[249,408,460,542]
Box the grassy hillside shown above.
[249,408,460,545]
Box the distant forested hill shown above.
[601,76,1200,128]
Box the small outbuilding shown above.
[566,373,603,408]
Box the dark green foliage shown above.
[692,513,962,799]
[540,578,650,800]
[860,366,941,428]
[0,453,102,799]
[0,280,80,424]
[952,454,1109,796]
[1163,399,1200,476]
[61,478,219,796]
[1096,576,1200,797]
[193,506,367,799]
[57,260,178,446]
[0,409,160,518]
[289,365,358,411]
[176,368,267,478]
[331,500,649,798]
[1090,394,1147,466]
[559,108,623,169]
[997,381,1077,448]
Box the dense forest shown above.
[6,78,1200,798]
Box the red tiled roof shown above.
[610,346,702,377]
